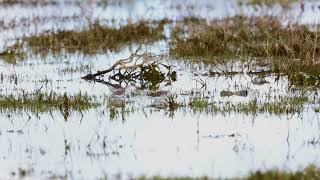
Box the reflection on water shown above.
[83,50,176,96]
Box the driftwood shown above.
[82,48,176,90]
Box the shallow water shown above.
[1,0,320,48]
[1,0,320,179]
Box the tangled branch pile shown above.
[83,49,176,89]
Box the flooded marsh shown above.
[1,0,320,179]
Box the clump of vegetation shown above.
[238,0,298,7]
[106,97,134,121]
[0,0,95,6]
[137,176,209,180]
[0,0,56,5]
[0,47,24,64]
[0,91,99,113]
[138,165,320,180]
[0,0,132,6]
[170,16,320,87]
[16,20,166,54]
[239,96,308,115]
[188,97,210,112]
[245,165,320,180]
[182,95,309,115]
[59,64,92,74]
[171,16,320,60]
[165,94,179,111]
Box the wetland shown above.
[1,0,320,179]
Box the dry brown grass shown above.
[19,20,167,54]
[170,16,320,87]
[171,16,320,60]
[238,0,299,7]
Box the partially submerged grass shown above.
[235,96,308,115]
[238,0,298,7]
[138,177,209,180]
[244,165,320,180]
[0,0,132,6]
[59,64,92,74]
[138,165,320,180]
[168,95,310,115]
[0,0,84,5]
[188,96,210,112]
[171,16,320,60]
[106,97,135,121]
[0,15,81,31]
[0,46,24,64]
[16,20,166,55]
[0,0,54,5]
[0,91,99,113]
[170,16,320,87]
